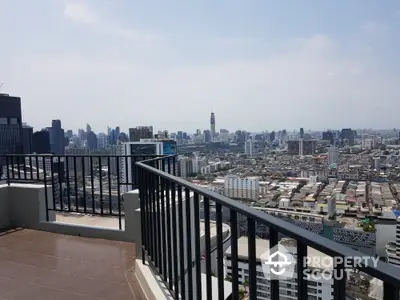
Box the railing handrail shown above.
[2,154,165,158]
[136,156,400,286]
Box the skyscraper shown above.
[32,130,51,153]
[210,112,216,141]
[87,131,98,150]
[300,128,304,139]
[0,93,22,168]
[22,125,33,154]
[50,120,65,154]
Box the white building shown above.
[224,237,334,300]
[362,137,376,150]
[328,146,339,166]
[224,175,259,201]
[245,139,254,156]
[179,157,193,178]
[385,217,400,266]
[373,157,381,171]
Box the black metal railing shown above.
[136,156,400,300]
[1,154,169,230]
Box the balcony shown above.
[1,154,400,300]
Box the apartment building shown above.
[224,175,259,201]
[224,237,334,300]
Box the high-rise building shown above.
[341,128,355,146]
[87,131,98,150]
[288,140,316,155]
[328,146,339,165]
[97,133,107,149]
[0,93,23,168]
[269,131,276,143]
[129,126,153,142]
[322,131,334,144]
[210,112,216,141]
[300,127,304,139]
[50,120,65,154]
[244,139,254,156]
[203,130,212,143]
[22,125,33,154]
[32,130,51,153]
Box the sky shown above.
[1,0,400,133]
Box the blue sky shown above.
[1,0,400,132]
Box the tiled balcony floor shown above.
[0,229,137,300]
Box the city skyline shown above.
[2,0,400,132]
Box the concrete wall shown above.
[0,184,140,244]
[0,185,10,229]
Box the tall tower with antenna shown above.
[210,112,216,141]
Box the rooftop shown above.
[0,228,137,300]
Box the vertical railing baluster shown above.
[107,156,112,215]
[166,179,173,290]
[35,155,39,183]
[171,181,179,298]
[149,161,156,266]
[269,228,279,299]
[58,156,63,211]
[172,156,176,176]
[17,155,21,180]
[82,156,86,213]
[138,165,146,264]
[333,258,346,300]
[204,197,213,299]
[297,241,308,300]
[125,156,129,191]
[10,156,14,180]
[185,188,193,299]
[161,177,168,283]
[177,185,185,300]
[66,157,71,212]
[99,157,103,214]
[90,156,95,214]
[193,192,202,300]
[230,210,239,299]
[216,203,224,299]
[43,156,49,221]
[116,156,122,230]
[73,156,78,212]
[6,156,10,186]
[23,155,27,180]
[29,155,33,180]
[50,156,56,211]
[248,218,257,300]
[156,163,162,273]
